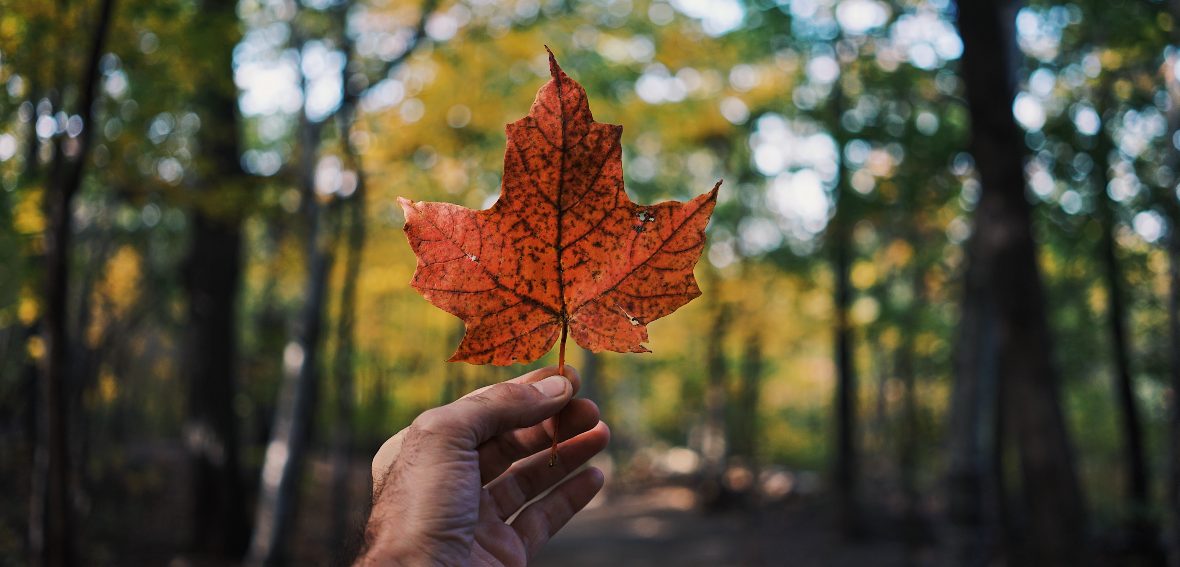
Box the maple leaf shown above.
[400,48,720,366]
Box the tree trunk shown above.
[948,234,1003,567]
[329,27,369,554]
[328,204,359,555]
[327,211,362,558]
[36,132,77,567]
[248,4,436,560]
[246,52,334,561]
[32,0,115,563]
[955,1,1088,565]
[827,63,863,539]
[832,218,862,538]
[247,226,332,565]
[1092,96,1156,556]
[182,0,249,556]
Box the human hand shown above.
[358,366,610,566]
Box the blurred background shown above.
[2,0,1179,565]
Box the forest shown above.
[1,0,1179,565]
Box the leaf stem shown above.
[549,320,568,467]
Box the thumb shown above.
[414,376,572,449]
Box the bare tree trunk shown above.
[825,58,863,538]
[948,247,1002,567]
[328,218,360,544]
[329,15,368,553]
[249,5,438,561]
[831,219,862,538]
[246,69,333,562]
[247,230,332,565]
[955,1,1087,565]
[328,181,363,564]
[821,62,864,537]
[182,0,249,556]
[1092,94,1157,558]
[35,106,76,567]
[32,0,115,563]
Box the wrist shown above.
[357,519,433,567]
[356,539,431,566]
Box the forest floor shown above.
[532,484,943,567]
[5,444,958,566]
[45,444,949,566]
[55,446,1153,567]
[3,443,1157,566]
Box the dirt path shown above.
[533,486,934,567]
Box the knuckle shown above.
[461,383,532,416]
[485,382,536,405]
[463,391,496,411]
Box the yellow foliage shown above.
[101,246,143,312]
[1041,250,1059,278]
[99,369,118,403]
[850,261,877,290]
[26,335,44,360]
[88,246,144,348]
[18,296,38,325]
[1088,285,1107,315]
[13,191,45,235]
[1099,49,1123,71]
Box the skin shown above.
[358,366,610,566]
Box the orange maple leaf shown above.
[400,48,720,366]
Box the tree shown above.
[181,0,251,556]
[828,48,863,541]
[247,3,435,563]
[328,5,369,552]
[245,26,334,565]
[1092,84,1154,555]
[31,0,115,563]
[954,1,1087,564]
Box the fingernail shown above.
[533,375,569,398]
